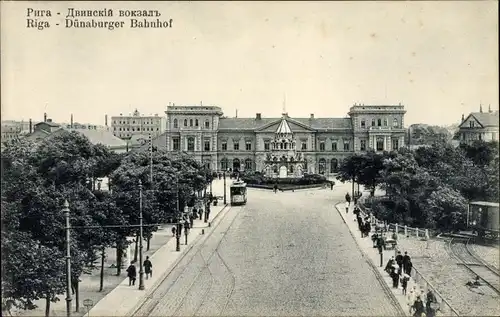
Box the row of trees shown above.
[337,140,499,231]
[1,131,211,316]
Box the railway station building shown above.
[143,103,407,177]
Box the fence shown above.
[357,201,460,316]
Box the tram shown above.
[230,181,247,206]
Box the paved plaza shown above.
[130,183,402,316]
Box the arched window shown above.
[221,158,228,170]
[233,158,241,171]
[393,118,398,127]
[187,137,195,151]
[195,119,199,127]
[190,119,193,127]
[377,118,382,126]
[205,120,210,129]
[184,119,188,127]
[371,119,376,127]
[244,158,252,170]
[330,158,338,173]
[173,119,178,128]
[318,158,326,174]
[383,118,388,126]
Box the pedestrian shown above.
[273,183,278,193]
[144,256,153,279]
[401,274,409,295]
[330,182,334,190]
[407,288,416,313]
[171,225,177,237]
[198,208,203,220]
[411,296,425,317]
[391,266,400,288]
[71,276,81,295]
[345,201,349,213]
[353,196,358,206]
[403,251,411,273]
[405,259,413,276]
[345,192,351,205]
[126,264,137,286]
[364,221,371,237]
[396,251,404,272]
[425,289,436,316]
[385,256,395,274]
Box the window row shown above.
[172,118,210,129]
[221,141,252,151]
[360,118,399,128]
[318,141,351,151]
[114,127,159,132]
[317,158,339,174]
[113,120,159,125]
[220,158,253,171]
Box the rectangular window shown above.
[204,140,210,151]
[246,142,252,151]
[301,142,307,150]
[264,141,270,150]
[332,142,337,151]
[187,138,195,151]
[360,140,366,151]
[361,120,366,128]
[319,142,325,151]
[172,138,180,151]
[221,142,227,151]
[344,142,350,151]
[377,119,382,127]
[233,142,239,151]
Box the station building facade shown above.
[149,104,406,177]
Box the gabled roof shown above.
[470,111,499,127]
[218,117,352,131]
[35,121,60,128]
[276,118,292,134]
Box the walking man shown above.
[126,264,137,286]
[345,201,349,213]
[144,256,153,279]
[345,192,351,205]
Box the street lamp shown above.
[138,180,145,290]
[63,200,72,317]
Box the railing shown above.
[357,201,460,316]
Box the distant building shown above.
[457,105,499,145]
[24,115,127,153]
[111,109,166,140]
[137,103,407,177]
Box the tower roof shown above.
[276,118,292,134]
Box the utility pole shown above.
[138,180,145,290]
[176,175,181,252]
[63,200,72,317]
[223,171,227,205]
[149,134,153,185]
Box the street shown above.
[132,184,401,317]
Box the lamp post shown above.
[63,200,72,317]
[223,171,227,205]
[138,180,145,290]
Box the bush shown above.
[241,172,329,186]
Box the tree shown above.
[336,154,365,196]
[355,150,386,196]
[424,186,468,232]
[459,140,499,167]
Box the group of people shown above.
[345,192,372,238]
[126,256,153,286]
[406,286,438,317]
[384,251,413,291]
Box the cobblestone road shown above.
[133,187,401,316]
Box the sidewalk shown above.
[87,178,230,316]
[335,202,417,316]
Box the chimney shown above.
[256,113,262,120]
[461,114,465,122]
[200,101,203,106]
[310,114,314,119]
[489,104,492,113]
[44,112,47,122]
[29,119,32,133]
[105,114,108,126]
[236,109,238,118]
[480,104,483,113]
[70,114,74,127]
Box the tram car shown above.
[230,181,247,206]
[467,201,499,239]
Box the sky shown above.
[1,1,498,126]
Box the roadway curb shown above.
[334,203,407,316]
[126,203,229,316]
